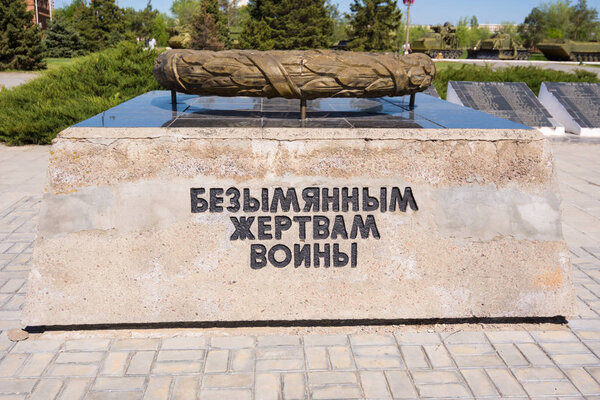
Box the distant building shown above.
[26,0,53,29]
[478,24,505,33]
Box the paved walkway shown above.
[0,73,39,90]
[1,141,600,399]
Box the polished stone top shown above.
[75,90,531,130]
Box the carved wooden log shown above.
[153,49,435,100]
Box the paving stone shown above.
[400,346,429,369]
[112,339,159,351]
[18,353,53,377]
[306,346,329,370]
[0,279,24,293]
[453,354,505,368]
[516,343,554,366]
[350,334,395,346]
[551,352,600,366]
[257,346,303,359]
[395,332,440,345]
[309,371,357,385]
[0,378,36,394]
[203,373,252,388]
[0,353,27,377]
[93,376,146,391]
[412,370,461,384]
[210,336,254,349]
[442,331,487,344]
[204,350,229,373]
[461,369,499,397]
[513,367,566,381]
[417,383,472,398]
[283,373,305,400]
[360,370,391,398]
[11,340,62,353]
[540,341,589,354]
[157,350,204,362]
[28,379,63,400]
[143,376,172,400]
[127,351,155,375]
[153,361,202,374]
[354,345,400,358]
[354,355,403,369]
[199,389,252,400]
[422,344,453,369]
[256,359,304,371]
[171,376,199,400]
[162,336,207,350]
[100,352,129,375]
[231,349,254,372]
[385,370,418,399]
[87,391,142,400]
[447,343,494,355]
[304,334,348,346]
[64,339,111,352]
[48,363,98,377]
[56,378,90,400]
[0,334,13,352]
[522,381,579,397]
[257,335,300,347]
[564,367,600,395]
[255,373,279,400]
[328,346,354,369]
[486,368,527,397]
[311,385,363,399]
[55,351,104,363]
[495,343,529,366]
[486,331,534,344]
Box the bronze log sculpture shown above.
[153,49,436,118]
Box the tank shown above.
[537,39,600,61]
[411,22,462,59]
[467,33,530,60]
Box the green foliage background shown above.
[433,64,600,99]
[0,0,45,70]
[0,43,160,145]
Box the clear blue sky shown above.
[54,0,600,25]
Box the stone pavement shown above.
[0,73,39,90]
[1,141,600,399]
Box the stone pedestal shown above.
[22,92,575,327]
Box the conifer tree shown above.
[346,0,401,51]
[74,0,125,52]
[0,0,45,70]
[240,0,333,50]
[44,18,85,58]
[190,0,231,49]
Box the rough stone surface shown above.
[22,127,575,326]
[7,329,28,342]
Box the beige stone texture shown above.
[22,127,575,326]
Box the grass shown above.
[0,43,161,145]
[433,63,600,99]
[44,58,79,72]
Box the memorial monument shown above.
[22,50,575,327]
[447,81,564,136]
[539,82,600,137]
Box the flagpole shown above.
[403,0,414,55]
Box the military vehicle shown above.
[468,33,530,60]
[411,23,462,59]
[537,39,600,61]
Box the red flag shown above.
[403,0,415,4]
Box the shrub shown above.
[0,42,160,145]
[433,64,600,99]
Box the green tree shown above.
[171,0,202,28]
[189,0,231,49]
[0,0,45,70]
[73,0,126,52]
[151,13,170,46]
[240,0,333,49]
[43,18,85,58]
[571,0,599,40]
[345,0,402,51]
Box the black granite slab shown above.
[448,81,556,128]
[542,82,600,128]
[75,90,531,130]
